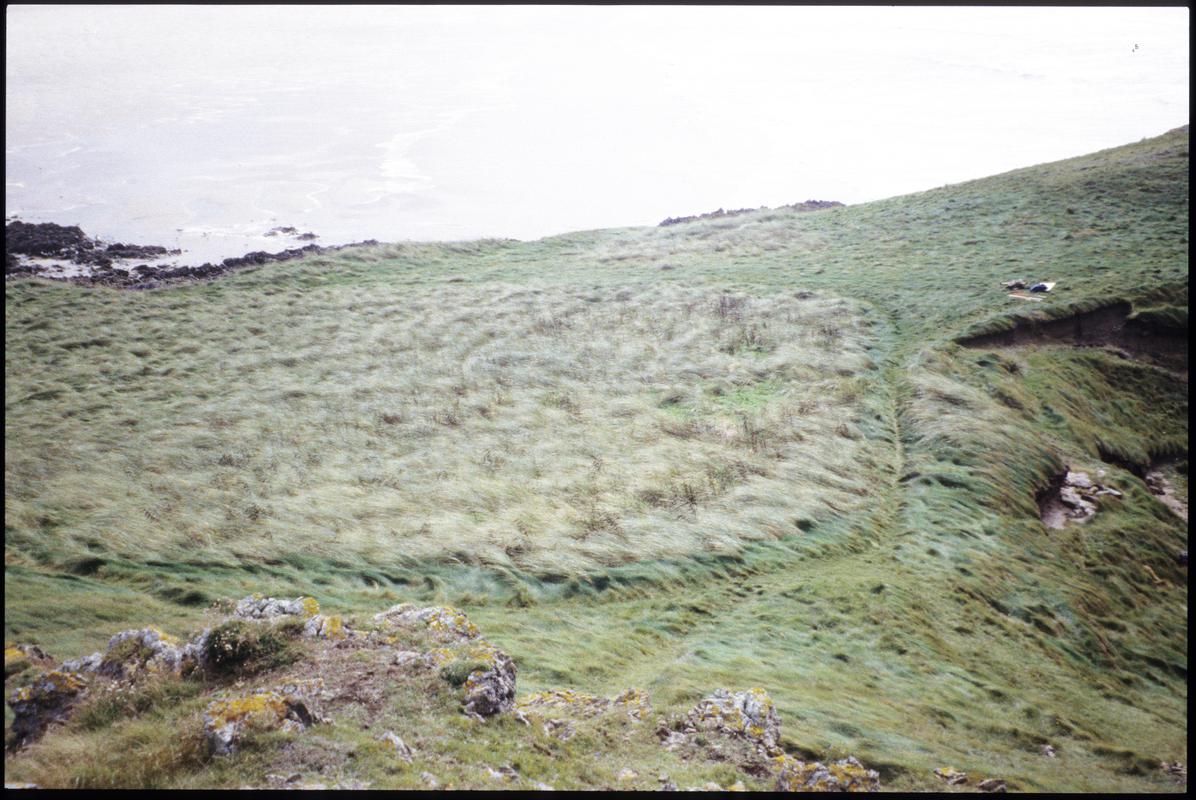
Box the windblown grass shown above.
[5,125,1188,791]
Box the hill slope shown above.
[4,126,1188,790]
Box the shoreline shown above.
[5,220,379,290]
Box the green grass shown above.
[5,125,1188,790]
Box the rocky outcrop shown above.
[373,604,480,641]
[7,670,88,748]
[660,688,880,792]
[773,755,880,792]
[1038,469,1123,529]
[204,679,325,756]
[686,687,782,753]
[5,220,380,290]
[378,730,415,762]
[5,593,886,790]
[234,594,320,620]
[424,640,516,718]
[61,626,206,679]
[4,645,53,679]
[4,221,180,272]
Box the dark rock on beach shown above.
[5,221,180,271]
[5,221,91,257]
[7,220,382,290]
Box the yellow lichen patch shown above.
[322,615,345,639]
[773,755,880,792]
[11,670,88,704]
[424,607,480,639]
[44,670,88,694]
[612,688,652,720]
[146,627,182,647]
[302,597,321,617]
[206,692,290,728]
[5,645,28,665]
[306,614,347,640]
[424,647,457,666]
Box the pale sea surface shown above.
[6,6,1189,265]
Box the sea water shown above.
[6,6,1189,265]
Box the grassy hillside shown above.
[4,126,1188,790]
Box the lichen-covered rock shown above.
[427,640,516,717]
[393,650,424,668]
[378,730,414,762]
[373,604,480,640]
[612,688,652,721]
[934,767,968,785]
[773,755,880,792]
[464,650,516,717]
[60,652,103,673]
[686,688,781,753]
[4,645,52,679]
[303,614,348,640]
[7,670,88,746]
[204,681,323,756]
[95,627,203,679]
[234,594,320,620]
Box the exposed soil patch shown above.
[1037,469,1123,529]
[1144,458,1188,522]
[957,302,1188,372]
[6,221,377,291]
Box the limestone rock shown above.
[426,640,517,716]
[393,650,425,668]
[60,652,103,673]
[378,730,414,762]
[95,627,203,678]
[303,614,348,640]
[204,682,322,756]
[1065,470,1093,489]
[373,604,480,640]
[7,670,88,746]
[978,778,1007,792]
[934,767,968,785]
[686,688,782,753]
[774,755,880,792]
[4,645,52,679]
[463,648,516,717]
[234,594,320,620]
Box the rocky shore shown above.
[5,221,378,290]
